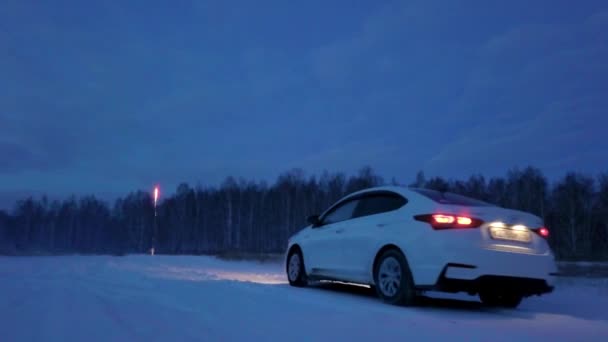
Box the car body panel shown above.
[287,186,557,296]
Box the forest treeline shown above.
[1,166,607,260]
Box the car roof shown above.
[345,186,496,208]
[341,185,420,200]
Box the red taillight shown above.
[433,214,455,224]
[531,226,550,238]
[457,216,473,225]
[415,214,483,229]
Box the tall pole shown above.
[152,186,159,255]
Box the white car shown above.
[285,186,557,308]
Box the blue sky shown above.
[1,0,607,205]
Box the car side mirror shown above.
[307,215,321,227]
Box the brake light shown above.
[457,216,473,225]
[414,214,483,230]
[433,214,455,224]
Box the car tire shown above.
[286,248,307,287]
[479,291,523,308]
[373,249,416,306]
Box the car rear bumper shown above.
[410,245,558,293]
[422,263,554,297]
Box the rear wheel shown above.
[286,248,307,287]
[479,291,523,308]
[373,249,416,306]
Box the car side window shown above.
[321,199,359,225]
[355,193,407,218]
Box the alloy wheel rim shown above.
[378,256,402,297]
[288,253,301,281]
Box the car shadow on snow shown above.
[306,282,607,321]
[310,282,489,312]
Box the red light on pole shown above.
[151,185,160,256]
[154,186,160,207]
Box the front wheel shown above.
[286,248,307,287]
[373,249,416,306]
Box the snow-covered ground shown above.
[1,255,607,342]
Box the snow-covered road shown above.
[1,255,607,341]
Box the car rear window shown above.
[411,188,492,207]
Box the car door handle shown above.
[377,223,387,228]
[335,228,345,234]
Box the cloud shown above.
[0,98,107,174]
[427,91,607,178]
[308,1,424,90]
[0,141,43,173]
[1,0,606,198]
[424,9,608,178]
[585,10,608,32]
